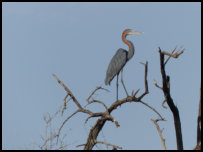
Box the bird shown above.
[104,29,143,101]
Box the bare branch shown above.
[87,86,101,103]
[85,112,105,124]
[162,50,184,59]
[61,93,69,116]
[85,86,110,111]
[151,119,166,150]
[40,109,68,150]
[162,46,184,59]
[158,47,183,150]
[162,100,167,109]
[87,86,110,103]
[76,144,86,148]
[95,140,122,150]
[53,74,83,109]
[164,45,185,65]
[131,89,140,97]
[140,101,165,121]
[137,61,149,101]
[153,79,163,90]
[85,99,109,112]
[90,100,109,111]
[57,110,80,144]
[164,45,177,65]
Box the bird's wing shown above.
[105,48,128,85]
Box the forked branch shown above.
[158,47,184,150]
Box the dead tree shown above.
[53,61,165,150]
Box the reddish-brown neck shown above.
[122,31,135,60]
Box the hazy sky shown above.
[2,2,201,150]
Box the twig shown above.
[151,119,166,150]
[86,86,101,103]
[85,86,109,111]
[87,86,109,103]
[162,100,167,109]
[61,93,69,116]
[76,144,86,147]
[85,99,109,112]
[137,61,149,101]
[95,140,122,149]
[88,100,109,111]
[164,45,177,65]
[131,89,140,97]
[153,79,163,90]
[162,47,184,59]
[162,50,184,59]
[140,101,165,121]
[53,74,83,109]
[57,110,80,144]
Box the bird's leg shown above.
[121,70,129,97]
[116,75,119,101]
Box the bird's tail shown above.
[105,77,111,86]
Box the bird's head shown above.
[123,29,143,37]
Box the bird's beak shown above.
[129,31,144,35]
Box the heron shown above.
[105,29,143,101]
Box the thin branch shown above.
[56,110,80,144]
[162,50,184,58]
[85,99,108,112]
[61,93,69,116]
[87,86,102,103]
[95,140,122,149]
[151,119,166,150]
[85,86,109,111]
[164,45,177,65]
[88,100,109,112]
[140,100,165,121]
[87,86,110,103]
[131,89,140,97]
[162,46,185,59]
[137,61,149,101]
[162,100,167,109]
[153,79,163,90]
[53,74,83,109]
[76,144,86,148]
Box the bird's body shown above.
[105,48,128,85]
[104,29,143,100]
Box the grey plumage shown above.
[105,48,128,85]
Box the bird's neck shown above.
[122,35,134,60]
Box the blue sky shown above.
[2,2,201,150]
